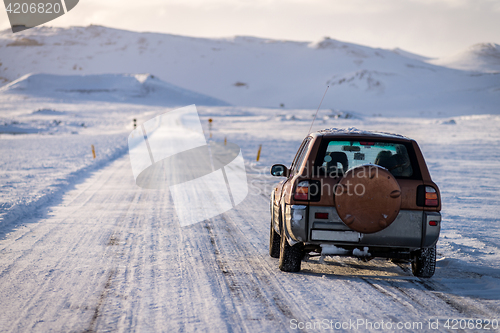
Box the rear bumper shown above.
[284,204,440,251]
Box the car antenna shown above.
[307,85,330,135]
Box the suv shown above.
[269,128,441,278]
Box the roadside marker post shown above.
[208,118,213,138]
[256,144,262,162]
[91,145,96,159]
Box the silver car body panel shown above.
[284,204,308,244]
[422,211,441,248]
[280,205,441,249]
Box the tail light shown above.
[294,181,309,200]
[417,185,439,207]
[315,212,329,219]
[425,186,439,206]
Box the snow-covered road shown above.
[1,145,499,332]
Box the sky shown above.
[1,0,499,58]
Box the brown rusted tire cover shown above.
[335,165,401,234]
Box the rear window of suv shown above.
[315,140,421,179]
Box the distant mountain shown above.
[0,26,499,116]
[0,73,229,106]
[391,48,431,62]
[428,43,500,73]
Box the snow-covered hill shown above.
[0,73,229,106]
[0,26,499,116]
[429,43,500,73]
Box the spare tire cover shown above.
[335,165,401,234]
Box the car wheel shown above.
[278,220,303,272]
[269,217,280,258]
[411,245,436,278]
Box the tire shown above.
[278,221,303,272]
[411,245,436,278]
[269,218,280,258]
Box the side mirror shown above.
[271,164,289,177]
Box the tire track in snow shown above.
[248,176,500,327]
[413,279,498,318]
[203,218,297,323]
[84,269,116,333]
[0,159,135,333]
[86,162,246,332]
[378,262,488,318]
[1,152,499,332]
[203,215,299,330]
[361,278,418,310]
[79,163,144,332]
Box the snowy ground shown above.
[1,92,500,331]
